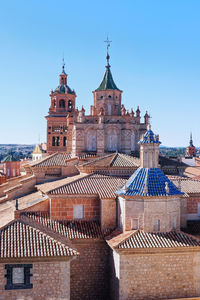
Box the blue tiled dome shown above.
[116,168,184,197]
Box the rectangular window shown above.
[131,218,139,230]
[153,219,160,231]
[5,264,33,290]
[73,205,84,219]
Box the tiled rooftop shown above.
[0,220,78,259]
[31,152,72,168]
[21,214,109,239]
[48,173,126,198]
[116,168,183,197]
[116,230,200,249]
[170,176,200,194]
[79,152,140,169]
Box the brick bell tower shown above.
[45,60,76,154]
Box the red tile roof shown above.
[21,213,110,239]
[48,173,126,198]
[0,220,78,259]
[116,230,200,249]
[31,152,71,168]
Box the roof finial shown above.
[62,54,65,73]
[104,36,112,67]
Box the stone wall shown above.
[70,240,110,300]
[50,196,100,220]
[0,260,71,300]
[112,250,200,300]
[118,196,181,232]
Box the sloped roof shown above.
[31,152,71,168]
[0,220,78,259]
[2,153,18,162]
[116,168,184,197]
[116,230,200,249]
[95,66,120,91]
[79,152,139,169]
[21,214,109,239]
[170,176,200,194]
[48,173,126,198]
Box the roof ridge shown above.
[109,152,118,167]
[31,152,58,167]
[113,230,140,249]
[20,216,77,252]
[79,153,115,167]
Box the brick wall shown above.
[0,260,71,300]
[70,239,110,300]
[111,250,200,300]
[50,196,100,220]
[187,193,200,214]
[101,198,116,229]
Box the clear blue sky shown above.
[0,0,200,147]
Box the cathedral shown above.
[46,47,149,155]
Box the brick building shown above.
[46,50,149,155]
[1,126,200,299]
[2,153,20,179]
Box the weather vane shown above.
[104,36,112,66]
[62,54,65,72]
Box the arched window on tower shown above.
[68,100,72,112]
[131,133,135,151]
[59,99,65,108]
[56,137,60,146]
[52,136,56,146]
[63,136,67,147]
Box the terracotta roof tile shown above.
[31,152,71,168]
[21,214,110,239]
[171,176,200,194]
[0,220,78,259]
[48,173,126,198]
[116,230,200,249]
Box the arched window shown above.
[52,136,55,146]
[108,104,112,115]
[107,131,117,151]
[63,136,67,147]
[87,131,96,151]
[59,99,65,108]
[56,137,60,146]
[131,133,135,151]
[68,100,72,112]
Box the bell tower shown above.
[92,38,122,116]
[45,60,76,154]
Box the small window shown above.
[73,205,84,219]
[131,219,139,230]
[153,219,160,231]
[108,95,111,98]
[5,264,33,290]
[100,96,103,99]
